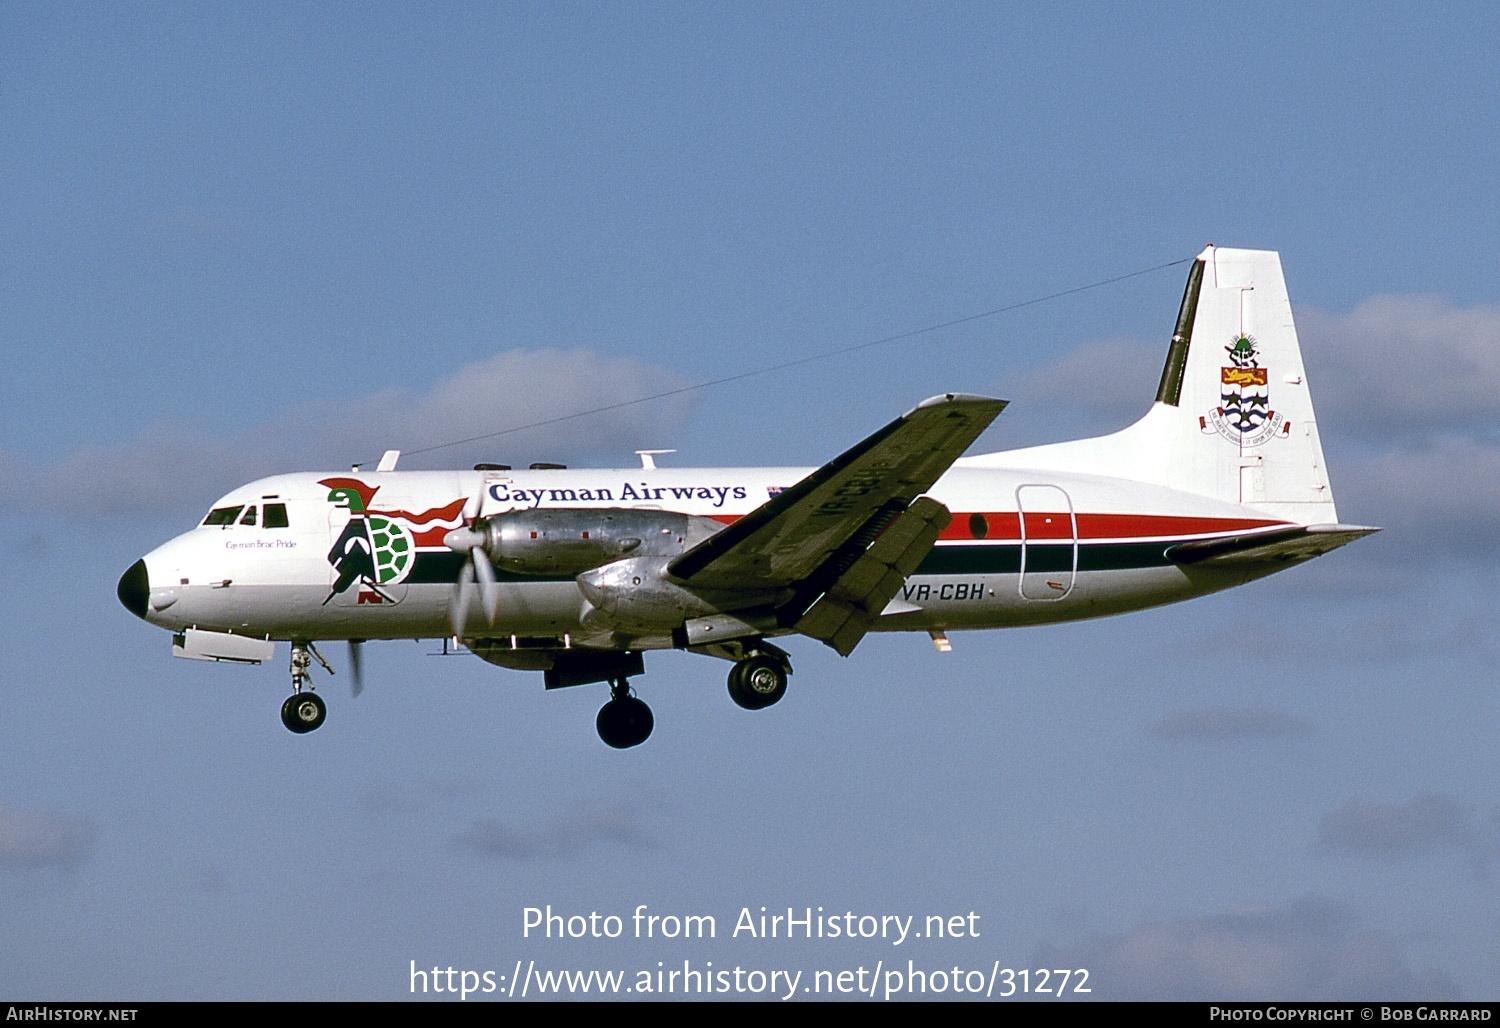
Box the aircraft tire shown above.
[727,656,787,711]
[281,692,327,734]
[596,696,653,749]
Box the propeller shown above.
[444,496,500,635]
[348,639,365,698]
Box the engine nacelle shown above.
[575,555,783,634]
[575,555,718,631]
[470,508,723,577]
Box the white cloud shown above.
[1012,294,1500,446]
[0,349,699,519]
[1334,439,1500,560]
[1009,336,1162,431]
[281,348,700,470]
[1301,297,1500,440]
[1034,898,1460,1000]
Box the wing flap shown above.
[792,497,951,656]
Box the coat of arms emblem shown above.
[1201,334,1286,446]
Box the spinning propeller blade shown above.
[451,566,475,637]
[472,544,500,623]
[444,486,499,635]
[348,639,365,698]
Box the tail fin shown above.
[972,246,1339,523]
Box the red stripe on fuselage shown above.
[407,505,1288,549]
[669,510,1285,540]
[939,512,1287,542]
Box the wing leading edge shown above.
[669,393,1006,655]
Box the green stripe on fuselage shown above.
[917,541,1176,575]
[402,540,1180,586]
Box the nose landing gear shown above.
[281,692,326,733]
[281,641,333,734]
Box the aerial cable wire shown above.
[369,256,1193,465]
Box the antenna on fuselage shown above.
[637,449,676,469]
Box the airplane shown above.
[118,246,1375,748]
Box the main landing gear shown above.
[727,654,790,711]
[281,641,330,734]
[590,646,792,747]
[596,678,654,749]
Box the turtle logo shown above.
[323,484,415,605]
[1201,333,1286,446]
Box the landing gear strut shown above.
[281,641,330,734]
[596,678,653,749]
[727,654,790,710]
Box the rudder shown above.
[1162,246,1336,520]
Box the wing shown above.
[669,393,1006,655]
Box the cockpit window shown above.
[239,505,258,526]
[263,503,289,528]
[202,505,244,527]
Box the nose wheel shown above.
[596,678,653,749]
[281,692,326,733]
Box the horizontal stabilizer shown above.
[1166,524,1379,567]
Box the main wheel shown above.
[596,696,654,749]
[281,692,327,734]
[727,656,788,710]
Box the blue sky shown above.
[3,2,1498,1001]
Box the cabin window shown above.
[239,505,258,526]
[263,503,289,528]
[969,513,989,539]
[202,505,244,527]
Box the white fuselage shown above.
[129,461,1291,649]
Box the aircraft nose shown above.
[117,559,150,619]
